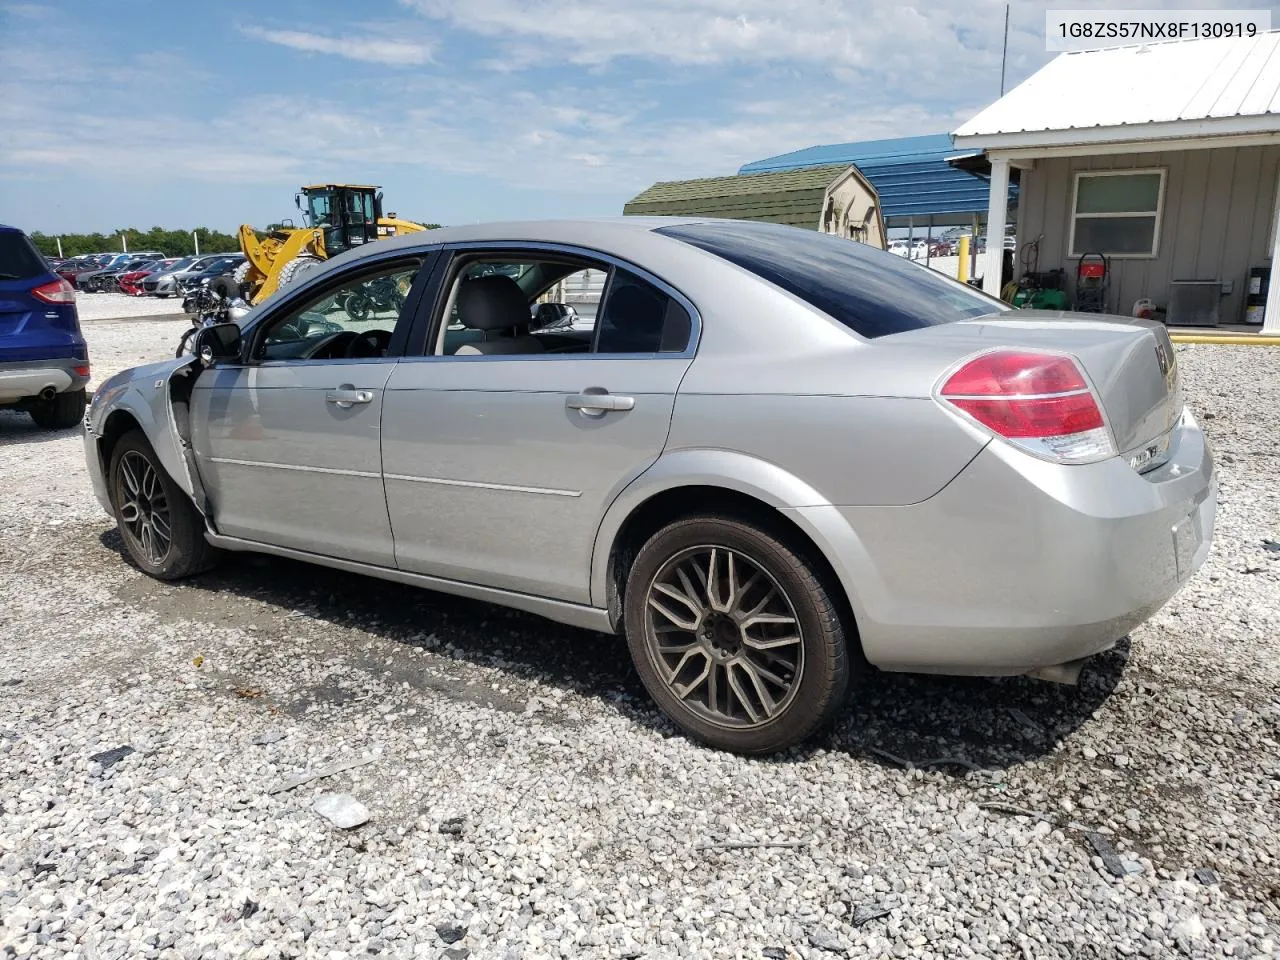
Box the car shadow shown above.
[0,410,83,447]
[97,532,1126,771]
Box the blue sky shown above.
[0,0,1270,233]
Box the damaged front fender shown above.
[86,356,212,519]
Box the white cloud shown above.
[239,24,433,66]
[5,0,1263,229]
[400,0,1005,73]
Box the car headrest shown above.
[456,275,530,331]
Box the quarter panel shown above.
[588,448,887,611]
[664,392,987,507]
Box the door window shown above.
[596,268,691,354]
[256,261,422,362]
[432,253,693,357]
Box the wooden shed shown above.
[623,163,886,248]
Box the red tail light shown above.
[938,350,1114,463]
[32,278,77,304]
[73,364,90,377]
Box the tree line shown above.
[29,227,243,259]
[30,221,443,260]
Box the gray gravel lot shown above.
[1,323,1278,959]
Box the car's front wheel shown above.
[623,514,851,754]
[108,430,218,579]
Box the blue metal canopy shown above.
[739,133,1012,226]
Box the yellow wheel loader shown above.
[236,184,428,304]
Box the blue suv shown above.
[0,224,90,429]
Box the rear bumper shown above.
[793,408,1216,676]
[0,359,90,403]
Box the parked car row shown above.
[886,236,1018,259]
[48,251,246,299]
[886,238,966,259]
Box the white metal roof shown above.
[954,32,1280,149]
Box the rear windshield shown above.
[0,231,49,281]
[655,220,1008,339]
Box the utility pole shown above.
[1000,3,1010,95]
[121,233,128,253]
[193,230,200,255]
[55,236,63,258]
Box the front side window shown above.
[1070,169,1164,257]
[258,262,421,362]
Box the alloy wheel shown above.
[643,546,804,729]
[117,450,172,565]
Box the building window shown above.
[1070,169,1165,258]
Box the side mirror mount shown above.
[194,322,242,366]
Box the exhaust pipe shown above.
[39,386,57,402]
[1024,657,1088,686]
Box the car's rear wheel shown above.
[623,514,851,754]
[108,430,217,579]
[28,389,86,430]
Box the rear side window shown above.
[0,232,48,281]
[655,220,1007,339]
[596,268,692,354]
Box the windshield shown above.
[656,220,1008,340]
[307,190,334,227]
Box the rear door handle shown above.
[567,391,635,416]
[326,386,374,409]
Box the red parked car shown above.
[56,258,107,286]
[117,259,178,296]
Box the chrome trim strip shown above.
[203,532,615,633]
[206,456,381,479]
[384,473,581,497]
[942,388,1093,401]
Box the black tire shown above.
[107,430,218,580]
[28,389,86,430]
[278,254,323,288]
[623,514,852,755]
[346,292,372,322]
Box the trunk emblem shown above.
[1154,340,1171,377]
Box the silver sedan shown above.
[83,219,1216,754]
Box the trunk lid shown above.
[894,311,1183,464]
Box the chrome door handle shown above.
[567,392,635,416]
[326,387,374,409]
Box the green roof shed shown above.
[623,163,885,247]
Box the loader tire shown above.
[278,254,323,289]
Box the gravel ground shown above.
[1,338,1278,960]
[75,292,187,323]
[80,317,191,392]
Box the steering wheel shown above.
[346,328,392,358]
[300,330,359,360]
[277,312,343,342]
